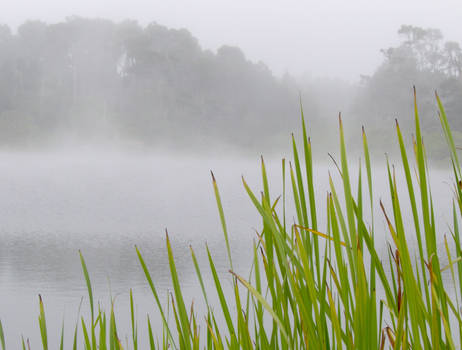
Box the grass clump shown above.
[3,87,462,349]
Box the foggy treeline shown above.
[0,17,300,151]
[0,18,461,155]
[352,25,462,157]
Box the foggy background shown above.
[1,1,462,347]
[0,1,460,157]
[3,0,462,80]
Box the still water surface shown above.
[0,151,455,347]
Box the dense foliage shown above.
[0,18,298,150]
[1,20,462,155]
[352,25,462,154]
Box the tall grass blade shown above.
[0,320,5,350]
[211,171,233,270]
[38,295,48,350]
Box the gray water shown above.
[0,151,456,348]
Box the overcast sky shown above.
[2,0,461,81]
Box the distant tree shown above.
[0,25,13,112]
[352,24,462,142]
[443,41,462,77]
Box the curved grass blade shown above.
[230,271,289,343]
[135,245,177,350]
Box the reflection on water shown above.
[0,151,455,347]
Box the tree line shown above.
[0,17,299,150]
[0,19,461,154]
[352,25,462,156]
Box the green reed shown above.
[1,88,462,349]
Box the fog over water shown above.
[0,0,462,347]
[0,151,456,346]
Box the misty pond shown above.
[0,150,455,347]
[0,5,462,348]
